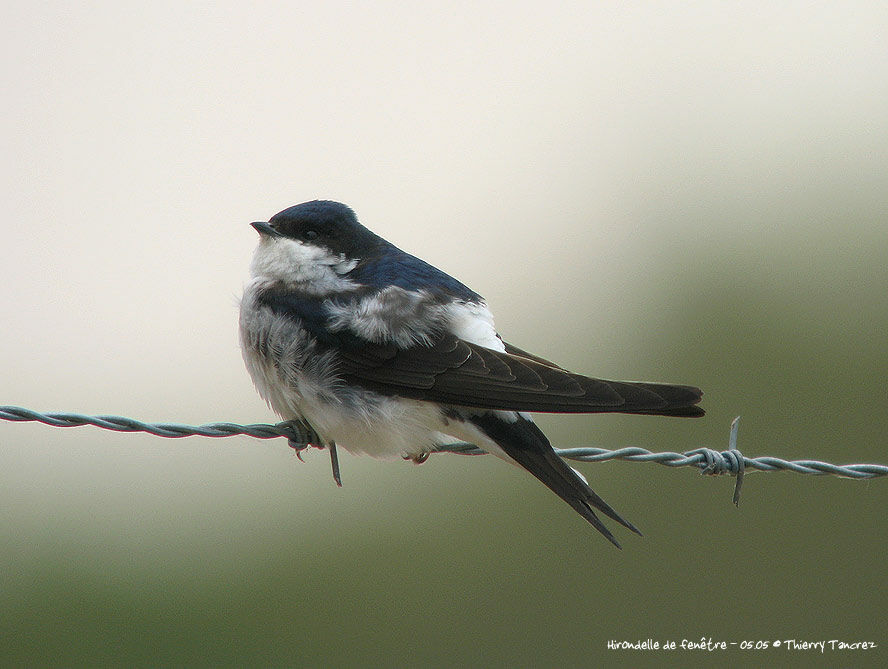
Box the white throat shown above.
[250,237,359,293]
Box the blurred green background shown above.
[2,2,886,667]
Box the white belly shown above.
[244,344,451,459]
[296,390,452,460]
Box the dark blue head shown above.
[262,200,386,259]
[253,200,481,302]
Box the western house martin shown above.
[239,200,703,546]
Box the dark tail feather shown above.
[471,414,639,548]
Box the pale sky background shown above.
[2,2,887,665]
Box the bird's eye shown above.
[304,230,318,240]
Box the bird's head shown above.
[249,200,382,291]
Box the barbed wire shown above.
[2,406,885,503]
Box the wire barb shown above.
[686,416,745,505]
[1,406,886,483]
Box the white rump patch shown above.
[443,300,504,351]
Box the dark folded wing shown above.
[334,333,704,416]
[502,341,565,369]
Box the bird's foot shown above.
[288,439,324,462]
[287,434,342,488]
[280,419,324,462]
[403,451,430,465]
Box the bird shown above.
[239,200,703,547]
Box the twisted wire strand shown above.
[2,405,885,481]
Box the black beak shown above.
[251,221,283,238]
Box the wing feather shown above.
[333,333,703,416]
[256,287,703,416]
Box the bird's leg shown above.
[403,451,430,465]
